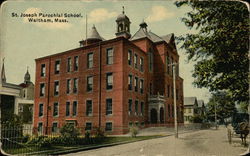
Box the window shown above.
[135,122,139,127]
[52,122,58,133]
[53,102,59,116]
[72,101,77,116]
[66,79,71,94]
[67,57,72,72]
[66,101,70,116]
[105,122,112,131]
[128,50,132,65]
[172,106,174,117]
[149,52,153,72]
[168,105,171,117]
[166,55,170,74]
[141,122,145,127]
[106,98,112,115]
[141,101,144,115]
[172,86,174,98]
[86,100,92,116]
[38,122,43,133]
[134,53,138,68]
[176,89,179,100]
[128,99,132,113]
[87,53,93,68]
[54,81,59,96]
[41,64,46,77]
[139,79,144,94]
[188,108,191,113]
[135,100,138,115]
[129,122,133,127]
[55,60,60,74]
[40,83,45,97]
[149,83,153,95]
[74,56,79,71]
[128,74,132,90]
[18,105,23,113]
[87,76,93,92]
[106,48,114,65]
[170,57,173,75]
[134,77,138,92]
[85,122,92,130]
[167,85,170,97]
[139,57,144,72]
[106,73,113,90]
[39,103,43,117]
[73,78,78,93]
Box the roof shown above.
[116,13,130,21]
[87,25,105,41]
[197,100,205,107]
[161,33,174,43]
[130,27,174,44]
[184,97,197,106]
[2,82,22,90]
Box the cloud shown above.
[146,6,175,23]
[23,8,72,29]
[87,8,118,23]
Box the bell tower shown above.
[115,6,131,39]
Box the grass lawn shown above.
[2,135,162,155]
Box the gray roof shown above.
[130,27,174,44]
[116,13,130,22]
[161,33,174,43]
[184,97,197,106]
[87,25,105,41]
[197,100,205,107]
[2,82,22,90]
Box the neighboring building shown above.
[16,69,34,125]
[197,100,205,117]
[184,97,198,124]
[0,60,34,127]
[33,9,184,135]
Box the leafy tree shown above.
[238,101,249,113]
[206,91,236,123]
[175,1,249,103]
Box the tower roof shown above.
[87,25,104,41]
[1,58,6,83]
[116,6,130,22]
[24,67,31,84]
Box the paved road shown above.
[66,127,248,156]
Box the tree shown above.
[175,1,249,103]
[206,91,236,124]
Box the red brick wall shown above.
[34,37,184,135]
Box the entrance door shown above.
[150,108,158,124]
[160,107,164,123]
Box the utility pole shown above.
[170,62,178,138]
[215,100,217,130]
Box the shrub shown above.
[85,131,91,144]
[130,126,139,137]
[94,127,105,138]
[22,134,30,143]
[60,124,80,139]
[37,137,52,148]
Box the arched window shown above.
[119,24,123,32]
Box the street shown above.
[65,127,248,156]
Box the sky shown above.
[0,0,211,103]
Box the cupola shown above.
[115,6,131,39]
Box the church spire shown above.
[24,66,31,84]
[1,58,6,83]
